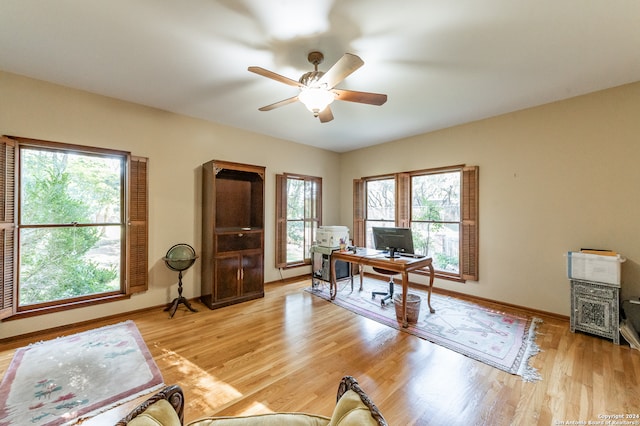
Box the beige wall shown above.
[1,71,639,338]
[0,71,342,338]
[340,81,640,316]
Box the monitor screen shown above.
[371,227,414,257]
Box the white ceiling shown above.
[1,1,639,153]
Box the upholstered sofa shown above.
[117,376,388,426]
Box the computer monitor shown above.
[371,227,414,258]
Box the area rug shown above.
[306,281,542,381]
[0,320,164,426]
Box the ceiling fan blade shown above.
[333,89,387,106]
[248,66,303,88]
[318,53,364,89]
[318,106,334,123]
[258,96,299,111]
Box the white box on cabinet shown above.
[567,252,624,285]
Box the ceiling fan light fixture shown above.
[249,51,385,123]
[298,87,335,116]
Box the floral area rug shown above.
[306,280,542,381]
[0,320,164,425]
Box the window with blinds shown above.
[0,136,148,319]
[275,173,322,268]
[353,165,478,282]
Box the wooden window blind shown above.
[275,174,288,268]
[461,165,479,281]
[0,137,16,320]
[352,179,365,247]
[396,173,410,228]
[126,156,149,294]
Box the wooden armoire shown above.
[200,159,265,309]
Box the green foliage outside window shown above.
[285,176,319,264]
[411,172,460,272]
[19,148,122,305]
[286,178,305,262]
[364,178,395,248]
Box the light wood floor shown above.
[1,278,639,425]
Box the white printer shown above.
[315,225,349,248]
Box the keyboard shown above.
[399,253,425,259]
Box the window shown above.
[0,136,148,319]
[410,171,461,275]
[354,165,478,281]
[275,173,322,268]
[364,177,395,248]
[19,147,123,306]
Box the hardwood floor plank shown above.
[1,278,639,425]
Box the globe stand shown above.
[163,243,198,319]
[164,270,198,318]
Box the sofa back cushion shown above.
[128,399,182,426]
[328,390,380,426]
[188,413,330,425]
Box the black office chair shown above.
[372,267,399,306]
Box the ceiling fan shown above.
[248,51,387,123]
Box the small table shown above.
[330,248,435,328]
[570,278,620,344]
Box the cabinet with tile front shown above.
[570,279,620,344]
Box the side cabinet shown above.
[213,250,264,303]
[570,279,620,344]
[201,160,265,310]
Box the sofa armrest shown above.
[335,376,388,426]
[116,385,185,426]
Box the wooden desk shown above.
[330,248,435,328]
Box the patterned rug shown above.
[0,320,164,425]
[306,280,542,381]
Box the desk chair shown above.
[372,267,398,306]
